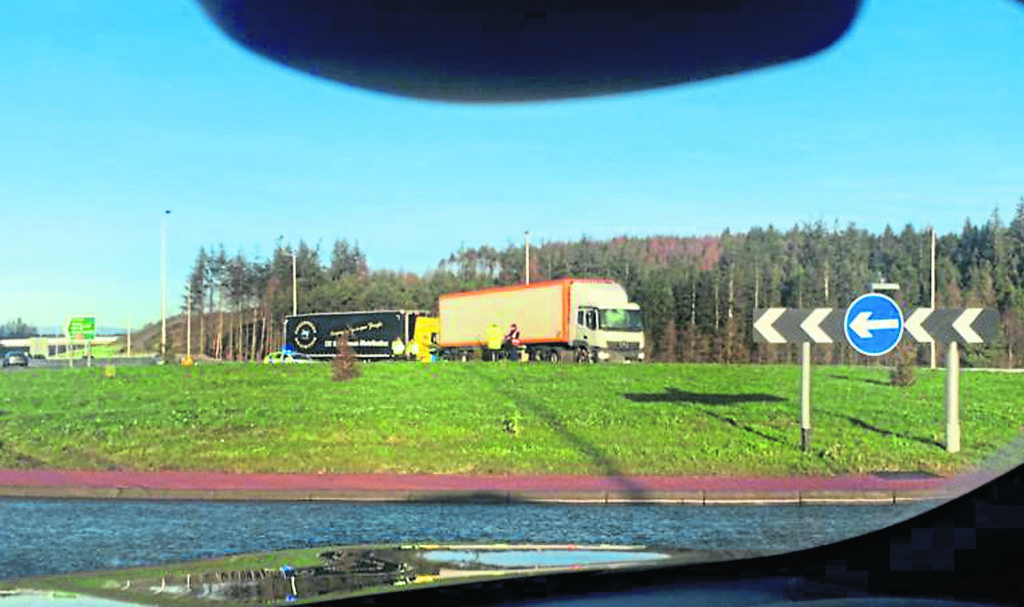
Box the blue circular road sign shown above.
[843,293,904,356]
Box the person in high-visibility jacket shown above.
[504,323,521,346]
[391,337,405,358]
[485,323,503,360]
[406,339,419,360]
[503,323,523,361]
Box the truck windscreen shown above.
[599,309,643,332]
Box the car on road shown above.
[262,351,314,365]
[2,351,30,368]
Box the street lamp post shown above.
[525,231,530,285]
[186,284,192,360]
[161,210,170,360]
[292,253,298,315]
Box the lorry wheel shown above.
[546,350,561,363]
[574,348,591,364]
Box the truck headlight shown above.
[597,350,610,360]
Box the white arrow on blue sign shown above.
[843,293,904,356]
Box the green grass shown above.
[1,362,1022,475]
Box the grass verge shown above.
[1,362,1022,476]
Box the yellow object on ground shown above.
[412,316,440,362]
[181,355,194,367]
[485,324,503,350]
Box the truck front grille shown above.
[606,341,640,351]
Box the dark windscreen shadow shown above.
[623,388,785,406]
[405,491,524,504]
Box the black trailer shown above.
[284,310,427,360]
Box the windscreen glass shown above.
[599,309,643,332]
[0,1,1022,603]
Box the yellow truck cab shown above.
[411,316,440,363]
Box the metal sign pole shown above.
[945,341,960,453]
[930,227,937,369]
[65,317,73,369]
[801,341,811,451]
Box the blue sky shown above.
[1,0,1022,329]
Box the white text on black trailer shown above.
[283,310,427,361]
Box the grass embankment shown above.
[0,362,1022,475]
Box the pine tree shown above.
[188,248,208,358]
[658,319,678,362]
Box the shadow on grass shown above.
[467,366,650,501]
[624,388,788,445]
[623,388,785,406]
[697,409,786,444]
[822,412,944,449]
[825,374,891,387]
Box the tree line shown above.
[0,318,38,340]
[181,203,1024,367]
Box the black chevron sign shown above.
[753,307,999,345]
[752,308,845,344]
[904,308,1000,344]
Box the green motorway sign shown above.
[66,316,96,341]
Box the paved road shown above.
[1,356,159,371]
[0,468,978,504]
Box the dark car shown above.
[2,352,29,368]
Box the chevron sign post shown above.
[753,303,999,454]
